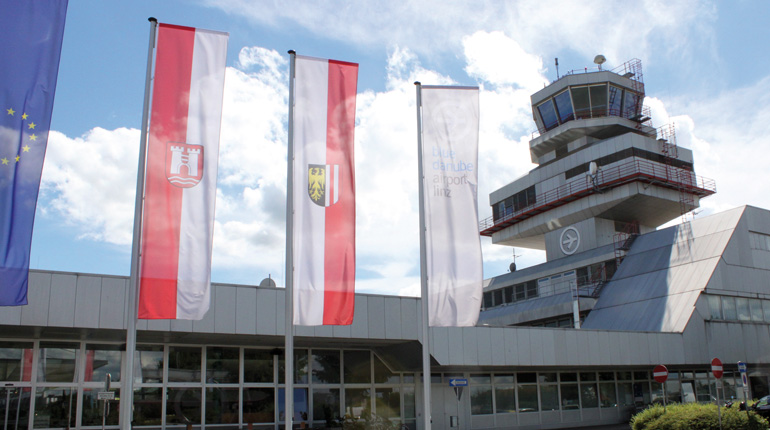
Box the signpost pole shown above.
[712,358,723,430]
[653,365,668,413]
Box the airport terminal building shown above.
[3,60,770,430]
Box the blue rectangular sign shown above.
[449,378,468,387]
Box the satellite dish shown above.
[259,277,277,288]
[509,262,517,272]
[593,55,606,65]
[589,161,598,176]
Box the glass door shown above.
[1,387,30,430]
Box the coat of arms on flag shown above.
[166,142,204,188]
[308,164,339,207]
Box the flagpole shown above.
[121,17,157,430]
[414,81,432,430]
[284,49,297,430]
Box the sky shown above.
[28,0,770,297]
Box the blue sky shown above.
[30,0,770,296]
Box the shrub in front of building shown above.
[630,402,768,430]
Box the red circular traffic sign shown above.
[653,365,668,383]
[711,358,723,379]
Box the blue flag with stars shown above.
[0,0,68,306]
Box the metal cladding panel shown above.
[399,299,419,341]
[384,297,402,339]
[312,324,333,338]
[48,273,77,327]
[475,326,492,364]
[256,289,278,335]
[235,286,257,335]
[214,285,237,333]
[516,329,533,365]
[588,331,602,365]
[0,300,21,325]
[490,327,507,366]
[430,327,450,364]
[552,329,568,366]
[99,277,126,329]
[74,275,102,328]
[463,327,479,365]
[350,295,368,339]
[367,296,386,339]
[541,329,557,366]
[295,324,314,337]
[20,271,51,326]
[147,318,170,332]
[136,319,148,330]
[530,328,545,365]
[332,322,352,339]
[565,330,578,366]
[447,327,464,366]
[503,329,520,366]
[169,319,192,332]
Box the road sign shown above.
[449,378,468,387]
[653,365,668,383]
[97,391,114,400]
[739,361,749,394]
[711,358,723,379]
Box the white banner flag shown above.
[421,86,482,326]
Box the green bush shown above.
[630,402,768,430]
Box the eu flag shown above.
[0,0,68,306]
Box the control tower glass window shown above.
[537,99,558,131]
[553,90,573,123]
[624,91,640,118]
[571,87,590,119]
[589,85,607,117]
[609,85,623,116]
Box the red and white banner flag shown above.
[292,55,358,325]
[138,23,228,320]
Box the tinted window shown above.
[553,90,573,123]
[537,99,558,130]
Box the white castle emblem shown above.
[166,142,204,188]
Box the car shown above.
[750,395,770,418]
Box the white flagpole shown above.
[414,81,432,430]
[122,17,157,430]
[284,50,297,430]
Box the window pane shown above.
[540,385,558,411]
[560,384,579,410]
[38,343,78,383]
[374,355,398,384]
[33,387,76,429]
[560,373,577,382]
[279,388,308,423]
[205,387,239,424]
[279,349,308,384]
[85,345,122,383]
[344,388,371,419]
[470,374,491,384]
[81,388,120,426]
[537,100,558,131]
[344,350,371,384]
[0,342,32,381]
[581,383,598,408]
[517,384,538,412]
[750,299,764,321]
[599,383,617,407]
[553,90,574,123]
[589,85,607,117]
[403,387,416,419]
[134,345,163,384]
[518,373,536,384]
[599,372,615,382]
[623,91,640,118]
[313,388,340,424]
[580,372,596,382]
[494,374,514,384]
[495,385,515,413]
[608,85,623,116]
[0,387,29,430]
[722,297,737,320]
[708,295,722,319]
[243,388,275,424]
[539,373,557,383]
[764,300,770,323]
[375,387,401,419]
[244,349,274,383]
[207,347,239,384]
[311,350,341,384]
[168,346,201,383]
[618,383,634,406]
[736,297,751,321]
[166,387,201,424]
[471,386,493,415]
[571,87,590,119]
[133,387,163,426]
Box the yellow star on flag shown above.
[27,122,36,129]
[6,108,14,116]
[22,145,31,152]
[1,158,8,165]
[15,156,20,162]
[30,134,37,141]
[21,113,28,120]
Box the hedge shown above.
[630,402,768,430]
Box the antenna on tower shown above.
[555,58,560,79]
[509,248,521,272]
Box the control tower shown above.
[479,58,716,327]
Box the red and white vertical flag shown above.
[138,23,228,320]
[292,55,358,325]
